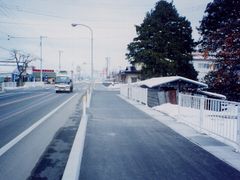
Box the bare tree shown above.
[10,50,36,86]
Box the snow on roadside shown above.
[107,83,122,90]
[152,103,179,119]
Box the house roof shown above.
[134,76,207,88]
[198,90,226,99]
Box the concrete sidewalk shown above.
[79,85,240,180]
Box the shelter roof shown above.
[134,76,207,88]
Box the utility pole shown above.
[40,36,47,82]
[58,50,63,72]
[105,57,110,79]
[7,35,47,82]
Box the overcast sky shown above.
[0,0,211,74]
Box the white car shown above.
[55,76,73,93]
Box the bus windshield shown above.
[55,76,70,84]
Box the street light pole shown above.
[71,23,94,81]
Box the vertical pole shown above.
[91,30,93,82]
[83,95,86,116]
[236,105,240,152]
[58,50,63,72]
[200,96,204,132]
[178,93,182,121]
[40,36,43,82]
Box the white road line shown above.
[0,92,28,98]
[0,93,78,157]
[0,93,55,122]
[0,92,52,107]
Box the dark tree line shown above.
[126,0,239,101]
[199,0,240,101]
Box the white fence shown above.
[179,93,240,150]
[120,85,240,150]
[0,81,47,92]
[24,81,45,88]
[120,85,148,105]
[0,82,17,91]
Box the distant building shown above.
[0,73,12,83]
[118,66,140,83]
[192,52,218,82]
[32,68,56,83]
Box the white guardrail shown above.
[178,93,240,151]
[24,81,45,88]
[120,84,148,105]
[121,84,240,151]
[0,82,17,91]
[0,82,46,92]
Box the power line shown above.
[1,3,73,20]
[0,46,10,51]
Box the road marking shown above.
[0,92,52,107]
[0,93,78,157]
[0,93,55,122]
[0,92,28,98]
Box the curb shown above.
[62,110,88,180]
[118,95,240,172]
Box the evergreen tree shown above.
[199,0,240,101]
[126,0,197,80]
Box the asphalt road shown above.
[0,83,88,180]
[80,88,240,180]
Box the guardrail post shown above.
[236,105,240,152]
[199,96,204,133]
[83,95,86,116]
[177,93,182,121]
[86,86,92,108]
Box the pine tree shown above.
[199,0,240,101]
[126,0,198,80]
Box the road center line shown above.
[0,93,78,157]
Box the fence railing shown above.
[0,82,17,91]
[120,85,148,105]
[121,85,240,151]
[179,93,240,151]
[24,82,45,88]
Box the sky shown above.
[0,0,211,75]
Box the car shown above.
[55,75,73,93]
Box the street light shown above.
[71,23,94,81]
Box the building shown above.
[32,68,56,83]
[192,52,218,82]
[118,66,140,83]
[135,76,208,106]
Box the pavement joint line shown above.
[0,93,78,157]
